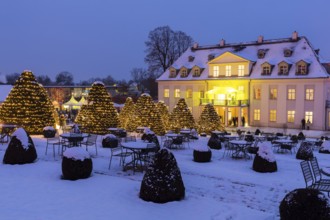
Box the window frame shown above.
[238,65,245,76]
[164,89,169,98]
[270,88,277,100]
[288,88,296,100]
[225,65,232,76]
[305,111,313,123]
[174,89,180,98]
[213,66,219,77]
[287,110,295,123]
[269,109,277,122]
[254,109,261,121]
[305,88,314,101]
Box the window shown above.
[213,66,219,77]
[186,89,192,98]
[225,65,231,76]
[238,65,245,76]
[288,88,296,100]
[305,111,313,123]
[262,66,271,75]
[287,110,295,123]
[270,88,277,100]
[269,110,277,122]
[254,87,261,99]
[297,64,307,74]
[170,69,176,77]
[254,109,260,121]
[180,69,187,77]
[279,65,288,75]
[164,89,169,98]
[193,68,200,77]
[200,90,205,98]
[305,89,314,100]
[174,89,180,98]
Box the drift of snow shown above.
[11,127,30,150]
[92,81,105,86]
[257,142,276,162]
[321,140,330,150]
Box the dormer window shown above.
[193,67,200,77]
[213,66,219,77]
[296,60,309,75]
[284,49,293,57]
[261,62,273,75]
[257,49,267,59]
[278,61,290,75]
[169,67,177,78]
[180,68,188,78]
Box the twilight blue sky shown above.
[0,0,329,83]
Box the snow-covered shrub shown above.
[207,133,221,150]
[62,147,92,180]
[193,145,212,162]
[42,126,56,138]
[3,128,37,164]
[279,188,330,220]
[140,148,185,203]
[319,140,330,154]
[252,142,277,173]
[102,134,118,148]
[296,142,313,160]
[297,132,305,140]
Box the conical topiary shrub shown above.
[296,142,314,160]
[207,133,222,150]
[193,145,212,162]
[252,142,277,173]
[279,188,330,220]
[62,147,93,180]
[3,128,37,164]
[139,149,185,203]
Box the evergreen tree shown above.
[134,93,165,135]
[119,97,136,131]
[0,70,56,134]
[169,98,195,132]
[75,81,119,134]
[156,101,170,131]
[198,103,223,134]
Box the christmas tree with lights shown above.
[169,98,195,132]
[156,101,170,131]
[198,103,223,134]
[75,81,119,134]
[0,70,56,134]
[134,93,165,135]
[119,97,136,131]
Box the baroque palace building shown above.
[157,32,330,130]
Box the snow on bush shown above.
[43,126,55,131]
[321,141,330,151]
[257,142,275,162]
[193,145,210,152]
[141,93,151,97]
[103,134,116,139]
[11,128,29,150]
[63,147,91,161]
[92,81,104,86]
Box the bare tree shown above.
[36,75,52,85]
[145,26,193,75]
[130,68,147,84]
[55,71,74,85]
[6,73,20,85]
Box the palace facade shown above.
[157,32,330,130]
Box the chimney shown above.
[257,35,264,43]
[220,39,225,47]
[315,49,320,55]
[193,42,199,49]
[292,31,298,41]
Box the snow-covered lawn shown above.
[0,134,329,220]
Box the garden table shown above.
[229,140,251,159]
[60,133,89,147]
[121,140,156,173]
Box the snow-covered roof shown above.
[0,85,13,102]
[157,36,330,81]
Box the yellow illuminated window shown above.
[270,110,276,122]
[305,111,313,123]
[288,89,296,100]
[193,68,200,77]
[164,89,169,98]
[305,89,314,100]
[238,65,244,76]
[174,89,180,98]
[254,109,260,121]
[270,88,277,100]
[186,89,192,98]
[213,66,219,77]
[287,110,295,123]
[254,88,261,99]
[225,65,231,76]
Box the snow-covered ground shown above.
[0,130,329,220]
